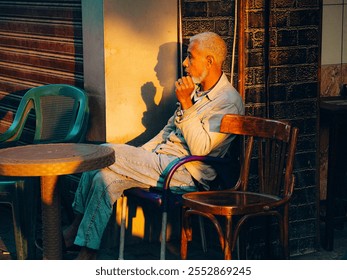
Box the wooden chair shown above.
[118,136,240,260]
[0,84,89,259]
[180,114,299,260]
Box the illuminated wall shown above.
[321,0,347,96]
[82,0,179,144]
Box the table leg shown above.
[41,175,62,260]
[324,121,339,251]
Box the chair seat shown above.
[124,187,182,208]
[182,191,281,216]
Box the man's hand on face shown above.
[175,76,195,110]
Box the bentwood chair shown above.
[180,114,299,260]
[0,84,89,259]
[118,132,240,260]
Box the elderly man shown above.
[64,31,244,259]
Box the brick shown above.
[296,134,317,151]
[272,66,298,84]
[183,20,214,36]
[215,19,233,36]
[272,0,296,8]
[254,67,266,85]
[247,11,265,28]
[277,29,298,47]
[245,104,267,117]
[292,151,317,172]
[293,203,317,222]
[298,28,319,46]
[269,84,287,102]
[289,237,316,256]
[289,10,320,27]
[291,189,317,209]
[245,86,266,103]
[246,30,265,49]
[296,65,319,82]
[290,220,316,239]
[288,119,306,134]
[306,47,319,64]
[296,0,320,8]
[272,11,289,28]
[297,183,318,204]
[271,100,315,119]
[183,2,208,17]
[290,82,318,100]
[272,48,307,65]
[208,0,233,17]
[248,50,264,67]
[302,118,318,135]
[251,0,266,9]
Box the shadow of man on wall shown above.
[127,42,180,146]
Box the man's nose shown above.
[182,57,188,68]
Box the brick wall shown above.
[181,0,238,83]
[182,0,320,257]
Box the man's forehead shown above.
[187,41,199,53]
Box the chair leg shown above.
[198,216,207,253]
[180,208,190,260]
[180,228,188,259]
[264,216,271,259]
[118,195,127,260]
[160,211,168,260]
[160,206,207,260]
[224,215,233,260]
[181,209,225,259]
[282,225,289,259]
[282,209,289,259]
[11,203,25,259]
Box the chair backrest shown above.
[0,84,89,144]
[220,114,299,199]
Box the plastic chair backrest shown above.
[0,84,89,144]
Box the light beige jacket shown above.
[142,73,244,187]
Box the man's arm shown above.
[175,100,239,156]
[141,115,175,151]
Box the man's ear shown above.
[206,55,214,68]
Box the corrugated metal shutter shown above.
[0,0,83,134]
[0,0,84,217]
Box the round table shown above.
[0,143,115,259]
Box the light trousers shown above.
[72,144,194,250]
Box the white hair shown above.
[189,32,227,66]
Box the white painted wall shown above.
[321,0,346,65]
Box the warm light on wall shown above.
[104,0,179,144]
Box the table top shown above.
[0,143,115,177]
[320,96,347,112]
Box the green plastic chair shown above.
[0,84,88,144]
[0,84,89,259]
